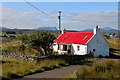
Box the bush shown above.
[98,55,103,58]
[76,66,88,78]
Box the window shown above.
[83,36,88,40]
[53,43,56,46]
[77,46,80,51]
[93,49,95,52]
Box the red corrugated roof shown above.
[54,32,94,45]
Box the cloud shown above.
[0,6,118,30]
[62,11,118,30]
[1,6,57,29]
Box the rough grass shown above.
[1,40,38,56]
[107,38,119,49]
[107,38,120,56]
[67,60,120,79]
[1,57,68,79]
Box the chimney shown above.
[61,29,66,34]
[94,25,100,35]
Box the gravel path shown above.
[22,65,81,78]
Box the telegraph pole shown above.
[58,11,61,34]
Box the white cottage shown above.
[53,27,109,57]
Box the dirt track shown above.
[23,65,81,78]
[19,58,119,79]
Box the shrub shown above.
[98,55,103,58]
[76,66,88,78]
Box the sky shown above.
[1,2,118,30]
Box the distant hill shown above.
[0,27,36,34]
[0,27,10,30]
[0,27,58,34]
[33,27,58,31]
[101,27,118,32]
[1,26,118,34]
[82,27,118,32]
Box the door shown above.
[63,45,67,51]
[68,45,71,53]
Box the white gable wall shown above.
[87,31,109,56]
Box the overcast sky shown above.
[1,2,118,30]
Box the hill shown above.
[33,27,58,31]
[82,27,118,32]
[0,27,35,34]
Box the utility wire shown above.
[24,0,56,18]
[24,0,117,24]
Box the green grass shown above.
[1,55,94,79]
[1,40,38,56]
[1,57,68,79]
[107,38,120,56]
[67,60,120,79]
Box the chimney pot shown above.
[94,25,100,35]
[96,25,98,29]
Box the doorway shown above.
[63,45,67,51]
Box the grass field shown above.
[67,59,120,78]
[1,39,38,56]
[107,38,120,56]
[1,57,68,79]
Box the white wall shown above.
[72,44,87,55]
[53,43,68,54]
[87,31,109,56]
[52,43,58,51]
[53,43,87,55]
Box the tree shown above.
[17,34,30,43]
[29,31,56,56]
